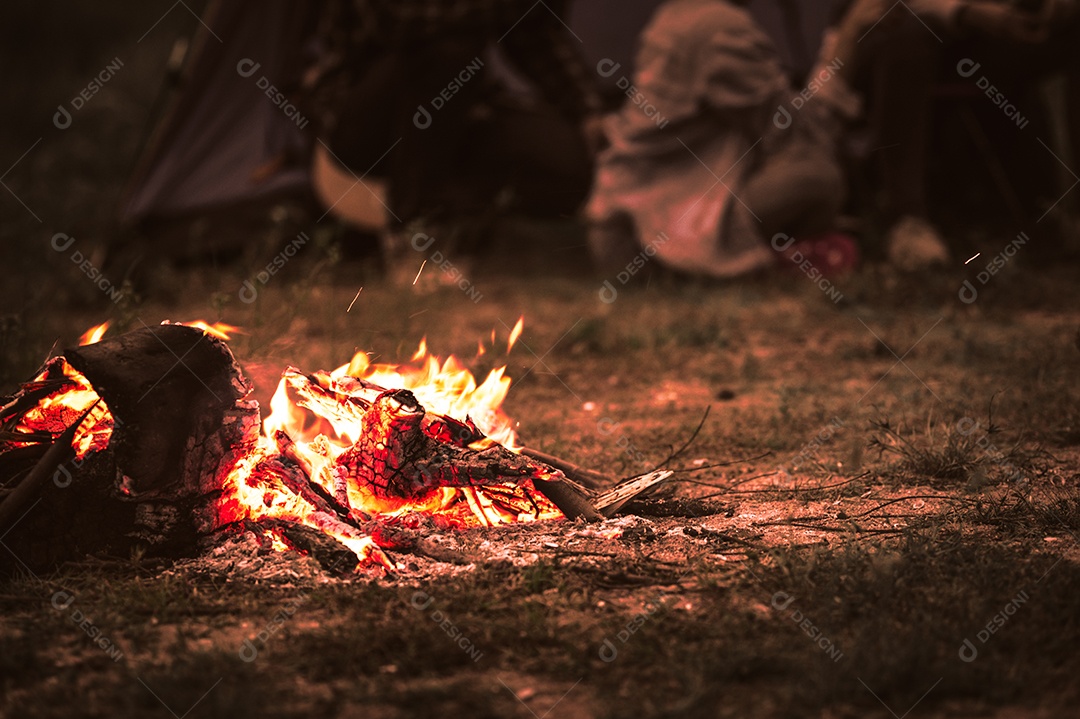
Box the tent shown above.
[119,0,363,227]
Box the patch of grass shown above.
[868,409,1050,488]
[967,482,1080,536]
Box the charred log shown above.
[63,324,249,494]
[253,518,359,573]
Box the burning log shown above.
[251,518,359,572]
[0,402,98,539]
[519,447,611,490]
[0,324,258,572]
[63,323,251,494]
[0,321,670,574]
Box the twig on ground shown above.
[649,406,712,473]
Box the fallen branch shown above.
[649,406,712,473]
[520,447,611,490]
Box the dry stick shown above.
[311,370,616,495]
[532,477,603,521]
[0,431,55,444]
[752,494,976,534]
[841,494,974,520]
[753,521,905,535]
[664,452,775,479]
[692,471,872,499]
[0,401,98,537]
[649,405,712,474]
[691,472,787,500]
[273,431,360,523]
[519,447,611,490]
[1,379,72,427]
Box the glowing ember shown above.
[9,358,113,459]
[221,318,561,567]
[3,318,565,570]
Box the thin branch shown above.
[843,494,975,519]
[650,406,711,472]
[664,451,774,476]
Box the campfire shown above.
[0,321,668,574]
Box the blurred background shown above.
[2,0,1077,386]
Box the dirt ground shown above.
[2,3,1079,716]
[1,235,1078,718]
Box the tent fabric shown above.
[121,0,317,223]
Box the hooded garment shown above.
[588,0,861,277]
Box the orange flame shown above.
[10,360,113,459]
[79,321,110,346]
[230,323,558,566]
[7,319,559,570]
[175,320,241,340]
[508,316,524,353]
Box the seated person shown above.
[852,0,1080,268]
[307,0,604,273]
[587,0,889,279]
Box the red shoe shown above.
[775,231,860,278]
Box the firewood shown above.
[592,470,674,517]
[63,324,248,494]
[519,447,612,490]
[531,477,602,520]
[0,402,98,538]
[333,389,558,502]
[1,357,67,413]
[254,518,359,572]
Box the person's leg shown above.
[740,142,846,241]
[327,38,490,225]
[847,11,951,268]
[464,100,593,219]
[864,18,940,225]
[738,140,865,276]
